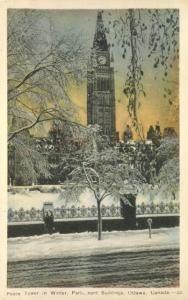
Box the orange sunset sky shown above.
[31,10,179,140]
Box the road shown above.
[7,228,179,288]
[8,249,179,288]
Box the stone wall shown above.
[8,215,179,237]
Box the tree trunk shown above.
[97,200,102,240]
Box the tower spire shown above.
[87,11,116,140]
[93,11,108,51]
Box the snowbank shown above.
[8,188,117,210]
[8,227,179,262]
[8,186,179,211]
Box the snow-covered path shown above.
[8,227,179,262]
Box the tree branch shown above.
[8,108,56,141]
[100,181,114,201]
[82,162,99,201]
[8,64,54,95]
[8,107,87,142]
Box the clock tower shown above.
[87,11,116,139]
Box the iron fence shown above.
[8,201,179,223]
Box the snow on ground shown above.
[8,227,179,262]
[8,187,178,210]
[8,189,116,210]
[8,191,59,210]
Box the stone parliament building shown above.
[8,11,177,186]
[8,11,179,235]
[87,11,116,139]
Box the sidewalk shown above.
[8,227,179,262]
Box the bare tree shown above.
[8,9,87,141]
[154,137,179,200]
[8,132,51,185]
[105,9,179,140]
[7,10,88,185]
[65,125,145,240]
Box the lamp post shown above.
[147,218,152,238]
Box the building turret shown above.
[87,11,116,139]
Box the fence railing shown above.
[136,201,179,215]
[8,205,121,222]
[8,202,179,223]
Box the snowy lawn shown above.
[8,227,179,262]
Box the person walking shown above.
[43,210,55,234]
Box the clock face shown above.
[98,55,106,65]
